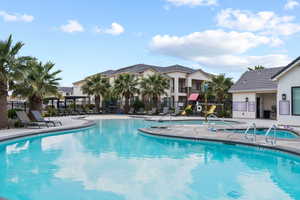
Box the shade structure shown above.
[188,93,199,101]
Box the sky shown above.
[1,0,300,86]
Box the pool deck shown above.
[0,116,95,142]
[0,114,299,156]
[138,119,300,156]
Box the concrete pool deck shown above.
[138,118,300,156]
[0,116,96,142]
[0,114,299,156]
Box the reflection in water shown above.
[0,119,299,200]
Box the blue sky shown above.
[1,0,300,85]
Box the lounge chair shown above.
[31,110,62,127]
[136,108,146,115]
[181,105,192,116]
[159,107,169,116]
[16,111,49,128]
[171,107,181,116]
[128,108,135,114]
[204,105,217,117]
[148,108,157,115]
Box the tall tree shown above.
[208,74,233,103]
[0,35,29,128]
[81,74,110,112]
[248,65,265,71]
[140,73,169,109]
[12,59,62,112]
[113,73,139,113]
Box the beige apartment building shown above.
[73,64,212,108]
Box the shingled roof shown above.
[105,64,198,75]
[73,64,212,85]
[229,67,285,93]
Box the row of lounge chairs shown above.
[16,111,62,128]
[129,107,182,116]
[57,108,102,116]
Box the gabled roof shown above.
[271,56,300,80]
[111,64,160,75]
[159,64,196,73]
[229,67,285,93]
[73,64,212,85]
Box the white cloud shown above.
[150,30,289,70]
[60,20,84,33]
[95,22,125,35]
[0,11,34,22]
[217,9,300,36]
[284,0,299,10]
[166,0,217,7]
[151,30,278,56]
[194,54,290,70]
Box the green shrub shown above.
[44,107,58,117]
[14,120,23,128]
[132,100,144,111]
[7,109,23,119]
[85,104,95,110]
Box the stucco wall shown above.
[73,82,84,96]
[187,71,210,87]
[232,92,256,119]
[277,65,300,125]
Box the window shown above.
[292,87,300,115]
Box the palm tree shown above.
[113,73,139,113]
[81,74,110,112]
[208,74,233,103]
[12,59,62,112]
[248,65,265,71]
[140,73,170,109]
[0,35,29,128]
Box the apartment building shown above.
[73,64,212,107]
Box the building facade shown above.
[73,64,212,108]
[230,56,300,126]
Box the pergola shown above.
[43,97,60,108]
[44,96,90,111]
[64,96,90,111]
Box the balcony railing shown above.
[179,87,187,93]
[190,88,201,93]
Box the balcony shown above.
[179,87,187,93]
[190,88,201,93]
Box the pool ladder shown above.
[207,114,232,132]
[265,125,277,146]
[244,123,257,143]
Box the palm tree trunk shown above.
[95,95,100,112]
[0,80,8,129]
[29,95,43,113]
[124,95,130,113]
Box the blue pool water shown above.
[0,119,300,200]
[147,119,238,126]
[229,129,298,139]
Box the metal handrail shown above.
[244,123,256,142]
[206,114,219,131]
[265,125,277,145]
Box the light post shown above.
[202,81,209,122]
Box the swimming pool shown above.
[0,119,300,200]
[227,128,299,139]
[146,119,239,125]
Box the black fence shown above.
[7,101,28,112]
[8,99,232,118]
